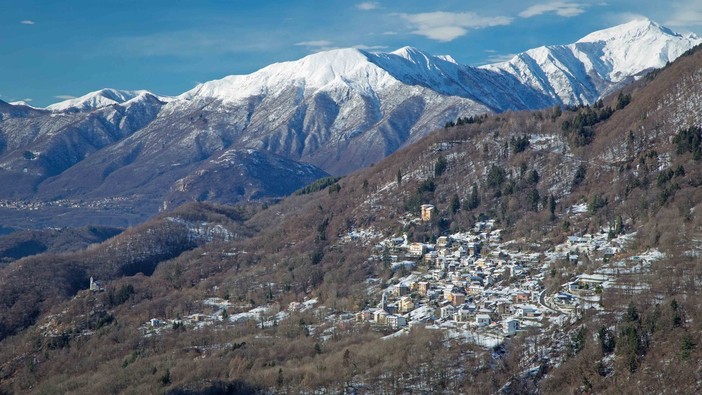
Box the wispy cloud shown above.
[665,1,702,27]
[604,12,648,25]
[484,52,517,63]
[295,40,334,48]
[54,95,77,100]
[294,40,387,52]
[519,2,586,18]
[352,44,387,50]
[20,20,35,25]
[399,12,512,42]
[356,2,380,11]
[104,30,275,58]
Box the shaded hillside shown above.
[0,226,122,265]
[0,203,255,341]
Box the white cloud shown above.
[54,95,77,100]
[294,41,386,52]
[105,30,275,57]
[484,53,517,63]
[20,20,35,25]
[519,2,586,18]
[294,40,334,48]
[352,44,387,50]
[400,12,513,42]
[665,1,702,27]
[356,2,379,11]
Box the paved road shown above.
[539,289,559,313]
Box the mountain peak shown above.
[391,46,428,59]
[577,18,679,43]
[180,47,381,102]
[9,100,40,109]
[46,88,158,112]
[387,46,457,66]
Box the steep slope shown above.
[483,19,700,104]
[46,88,170,112]
[173,47,493,173]
[0,94,166,196]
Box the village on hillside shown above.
[126,202,663,350]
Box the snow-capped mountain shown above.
[46,88,170,112]
[0,19,699,227]
[483,19,701,104]
[157,18,698,175]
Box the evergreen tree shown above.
[465,183,480,210]
[434,155,448,177]
[616,91,632,109]
[572,164,587,189]
[450,193,460,214]
[527,189,540,211]
[487,165,506,189]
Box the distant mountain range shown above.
[0,19,699,228]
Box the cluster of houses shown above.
[355,219,550,337]
[132,208,638,349]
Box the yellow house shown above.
[409,243,426,256]
[399,296,415,313]
[417,281,429,296]
[450,292,466,306]
[421,204,435,221]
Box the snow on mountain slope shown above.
[3,18,699,224]
[576,19,700,79]
[8,101,41,109]
[22,19,699,183]
[159,46,496,174]
[46,88,170,112]
[179,48,399,103]
[178,45,546,113]
[162,19,700,174]
[483,19,702,105]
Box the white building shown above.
[386,314,407,329]
[502,318,519,335]
[476,314,491,327]
[440,305,456,319]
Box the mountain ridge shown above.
[1,18,699,228]
[43,19,698,112]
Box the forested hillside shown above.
[1,45,702,394]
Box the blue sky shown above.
[3,0,702,107]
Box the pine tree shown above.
[465,183,480,210]
[434,156,448,177]
[450,193,460,214]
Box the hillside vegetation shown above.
[1,45,702,394]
